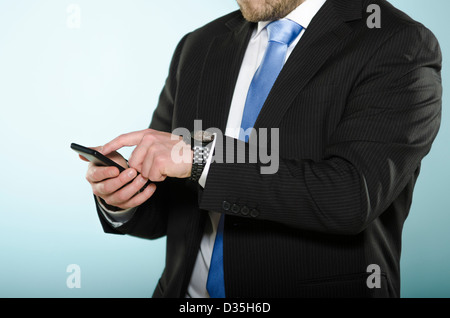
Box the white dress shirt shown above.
[101,0,326,298]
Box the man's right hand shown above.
[83,147,157,211]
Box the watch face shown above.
[192,131,214,143]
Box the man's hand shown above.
[102,129,193,182]
[82,147,157,210]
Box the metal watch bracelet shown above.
[189,145,210,182]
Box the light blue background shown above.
[0,0,448,298]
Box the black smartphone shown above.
[71,142,152,191]
[70,143,125,172]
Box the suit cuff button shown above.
[222,201,231,211]
[250,208,259,218]
[240,206,249,216]
[231,204,240,213]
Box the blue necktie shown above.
[206,19,303,298]
[240,19,304,142]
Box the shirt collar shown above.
[253,0,327,38]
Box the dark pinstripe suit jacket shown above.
[96,0,442,297]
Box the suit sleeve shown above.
[199,25,442,235]
[95,34,190,239]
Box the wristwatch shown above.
[187,131,215,182]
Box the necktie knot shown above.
[266,19,303,46]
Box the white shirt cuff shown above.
[96,196,137,228]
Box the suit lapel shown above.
[196,15,254,131]
[254,0,363,131]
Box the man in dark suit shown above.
[83,0,442,297]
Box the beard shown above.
[236,0,306,22]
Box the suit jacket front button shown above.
[250,209,259,218]
[222,201,231,211]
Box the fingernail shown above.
[140,175,148,183]
[128,170,136,178]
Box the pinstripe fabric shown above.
[95,0,442,298]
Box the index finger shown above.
[102,129,151,155]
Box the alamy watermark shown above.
[66,4,81,29]
[367,4,381,29]
[66,264,81,288]
[171,120,280,175]
[366,264,381,289]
